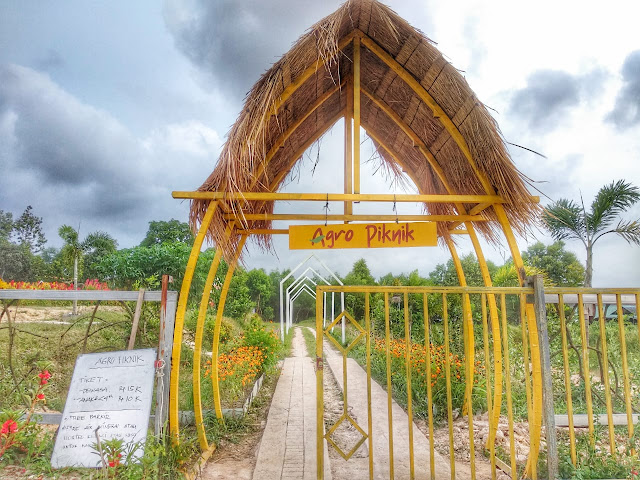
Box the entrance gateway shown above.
[170,0,547,478]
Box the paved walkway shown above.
[253,327,451,479]
[253,328,331,480]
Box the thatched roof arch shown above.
[189,0,539,260]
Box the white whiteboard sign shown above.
[51,348,156,468]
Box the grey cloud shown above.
[607,50,640,129]
[163,0,337,99]
[0,64,139,188]
[508,69,606,132]
[0,64,216,248]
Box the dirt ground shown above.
[1,305,122,324]
[324,362,370,480]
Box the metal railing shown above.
[314,283,640,480]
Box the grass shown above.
[0,303,292,479]
[0,304,151,411]
[300,326,317,358]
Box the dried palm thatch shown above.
[190,0,540,260]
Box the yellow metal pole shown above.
[268,31,357,117]
[558,295,577,466]
[578,293,595,447]
[359,34,496,196]
[384,292,394,479]
[520,295,533,428]
[443,293,456,480]
[344,79,353,219]
[423,294,436,480]
[446,240,475,421]
[617,294,634,441]
[524,303,539,480]
[225,213,486,222]
[353,36,361,195]
[192,246,224,451]
[403,293,415,478]
[597,294,616,454]
[365,293,374,480]
[211,234,247,419]
[316,287,324,480]
[481,294,496,480]
[175,191,508,204]
[466,228,502,450]
[253,82,343,185]
[494,204,542,477]
[463,291,476,480]
[169,201,218,442]
[501,294,517,478]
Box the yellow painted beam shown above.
[211,233,247,419]
[493,203,542,477]
[192,245,225,451]
[237,110,345,232]
[360,33,497,196]
[344,80,353,218]
[353,36,361,195]
[169,201,218,443]
[173,191,508,204]
[223,213,486,222]
[236,229,289,235]
[253,81,344,186]
[268,31,356,117]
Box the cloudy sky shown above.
[1,0,639,286]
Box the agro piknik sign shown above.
[289,222,437,250]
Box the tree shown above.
[429,253,498,287]
[0,207,46,281]
[140,219,194,247]
[521,241,584,287]
[246,268,273,318]
[543,180,640,286]
[13,206,46,253]
[343,259,376,323]
[59,225,117,314]
[343,259,376,286]
[0,210,13,241]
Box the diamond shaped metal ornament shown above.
[324,310,366,354]
[325,413,368,460]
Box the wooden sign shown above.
[289,222,437,250]
[51,348,156,469]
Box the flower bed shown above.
[0,278,109,290]
[203,318,281,410]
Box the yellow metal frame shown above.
[315,285,539,480]
[169,30,545,478]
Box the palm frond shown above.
[593,219,640,245]
[82,231,118,253]
[587,180,640,233]
[542,199,586,243]
[58,225,80,248]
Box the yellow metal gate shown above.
[315,285,544,480]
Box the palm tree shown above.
[59,226,117,314]
[542,180,640,287]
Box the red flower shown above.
[36,393,45,401]
[38,370,51,385]
[1,419,18,434]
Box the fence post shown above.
[531,275,558,479]
[155,275,176,437]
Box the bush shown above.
[243,317,281,368]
